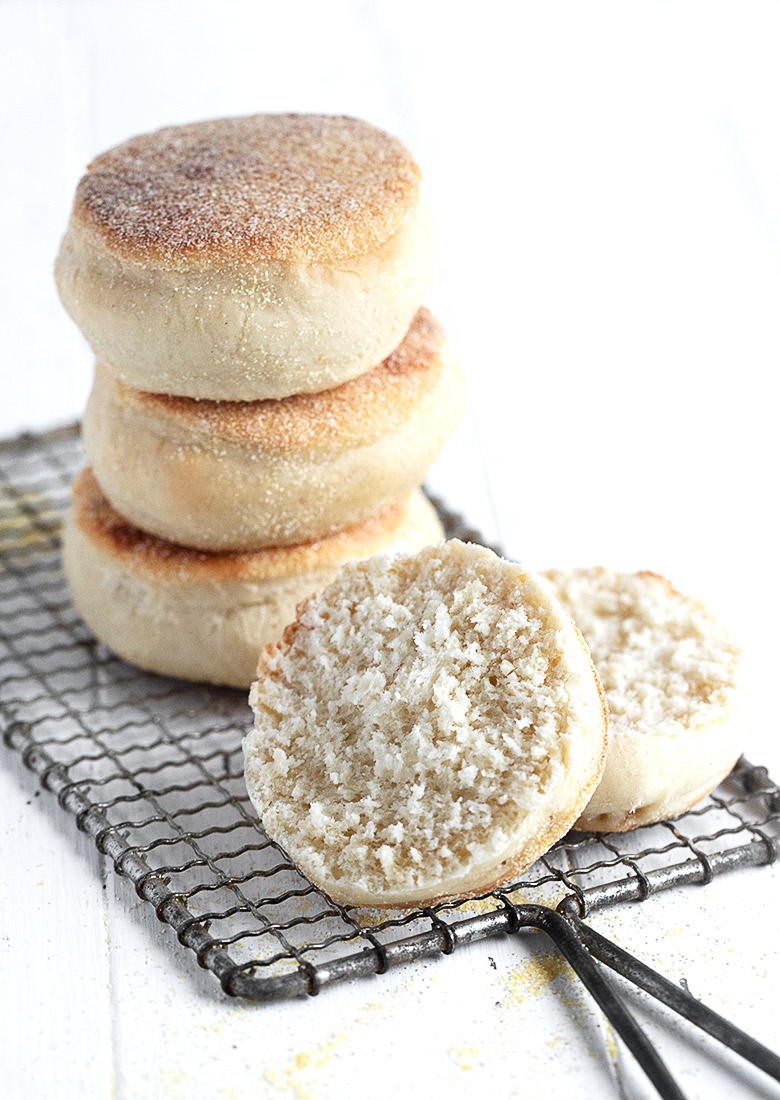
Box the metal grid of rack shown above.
[2,424,779,1003]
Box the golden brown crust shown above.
[117,308,445,450]
[71,114,421,267]
[72,468,420,583]
[635,570,678,593]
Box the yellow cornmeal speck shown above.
[500,953,575,1006]
[351,907,389,928]
[196,1004,244,1035]
[157,1069,188,1100]
[459,897,500,916]
[449,1045,483,1071]
[263,1033,349,1099]
[355,1001,385,1025]
[662,926,684,941]
[458,885,566,917]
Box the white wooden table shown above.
[2,3,780,1097]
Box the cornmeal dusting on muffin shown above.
[128,308,447,450]
[72,467,427,582]
[73,114,421,265]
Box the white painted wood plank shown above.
[87,845,780,1100]
[585,866,780,1100]
[102,866,621,1100]
[0,756,113,1100]
[0,0,93,436]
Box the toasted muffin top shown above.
[71,468,428,583]
[70,114,422,267]
[108,309,449,450]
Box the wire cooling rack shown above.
[2,424,779,1004]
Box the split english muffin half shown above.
[245,542,609,907]
[544,567,744,831]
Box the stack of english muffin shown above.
[56,114,464,687]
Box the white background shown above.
[1,2,779,1098]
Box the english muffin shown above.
[62,468,443,688]
[245,542,608,907]
[83,309,465,550]
[543,567,743,831]
[55,114,435,400]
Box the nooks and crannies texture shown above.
[542,567,743,832]
[245,543,606,903]
[543,568,740,737]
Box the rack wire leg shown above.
[505,903,688,1100]
[565,913,780,1084]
